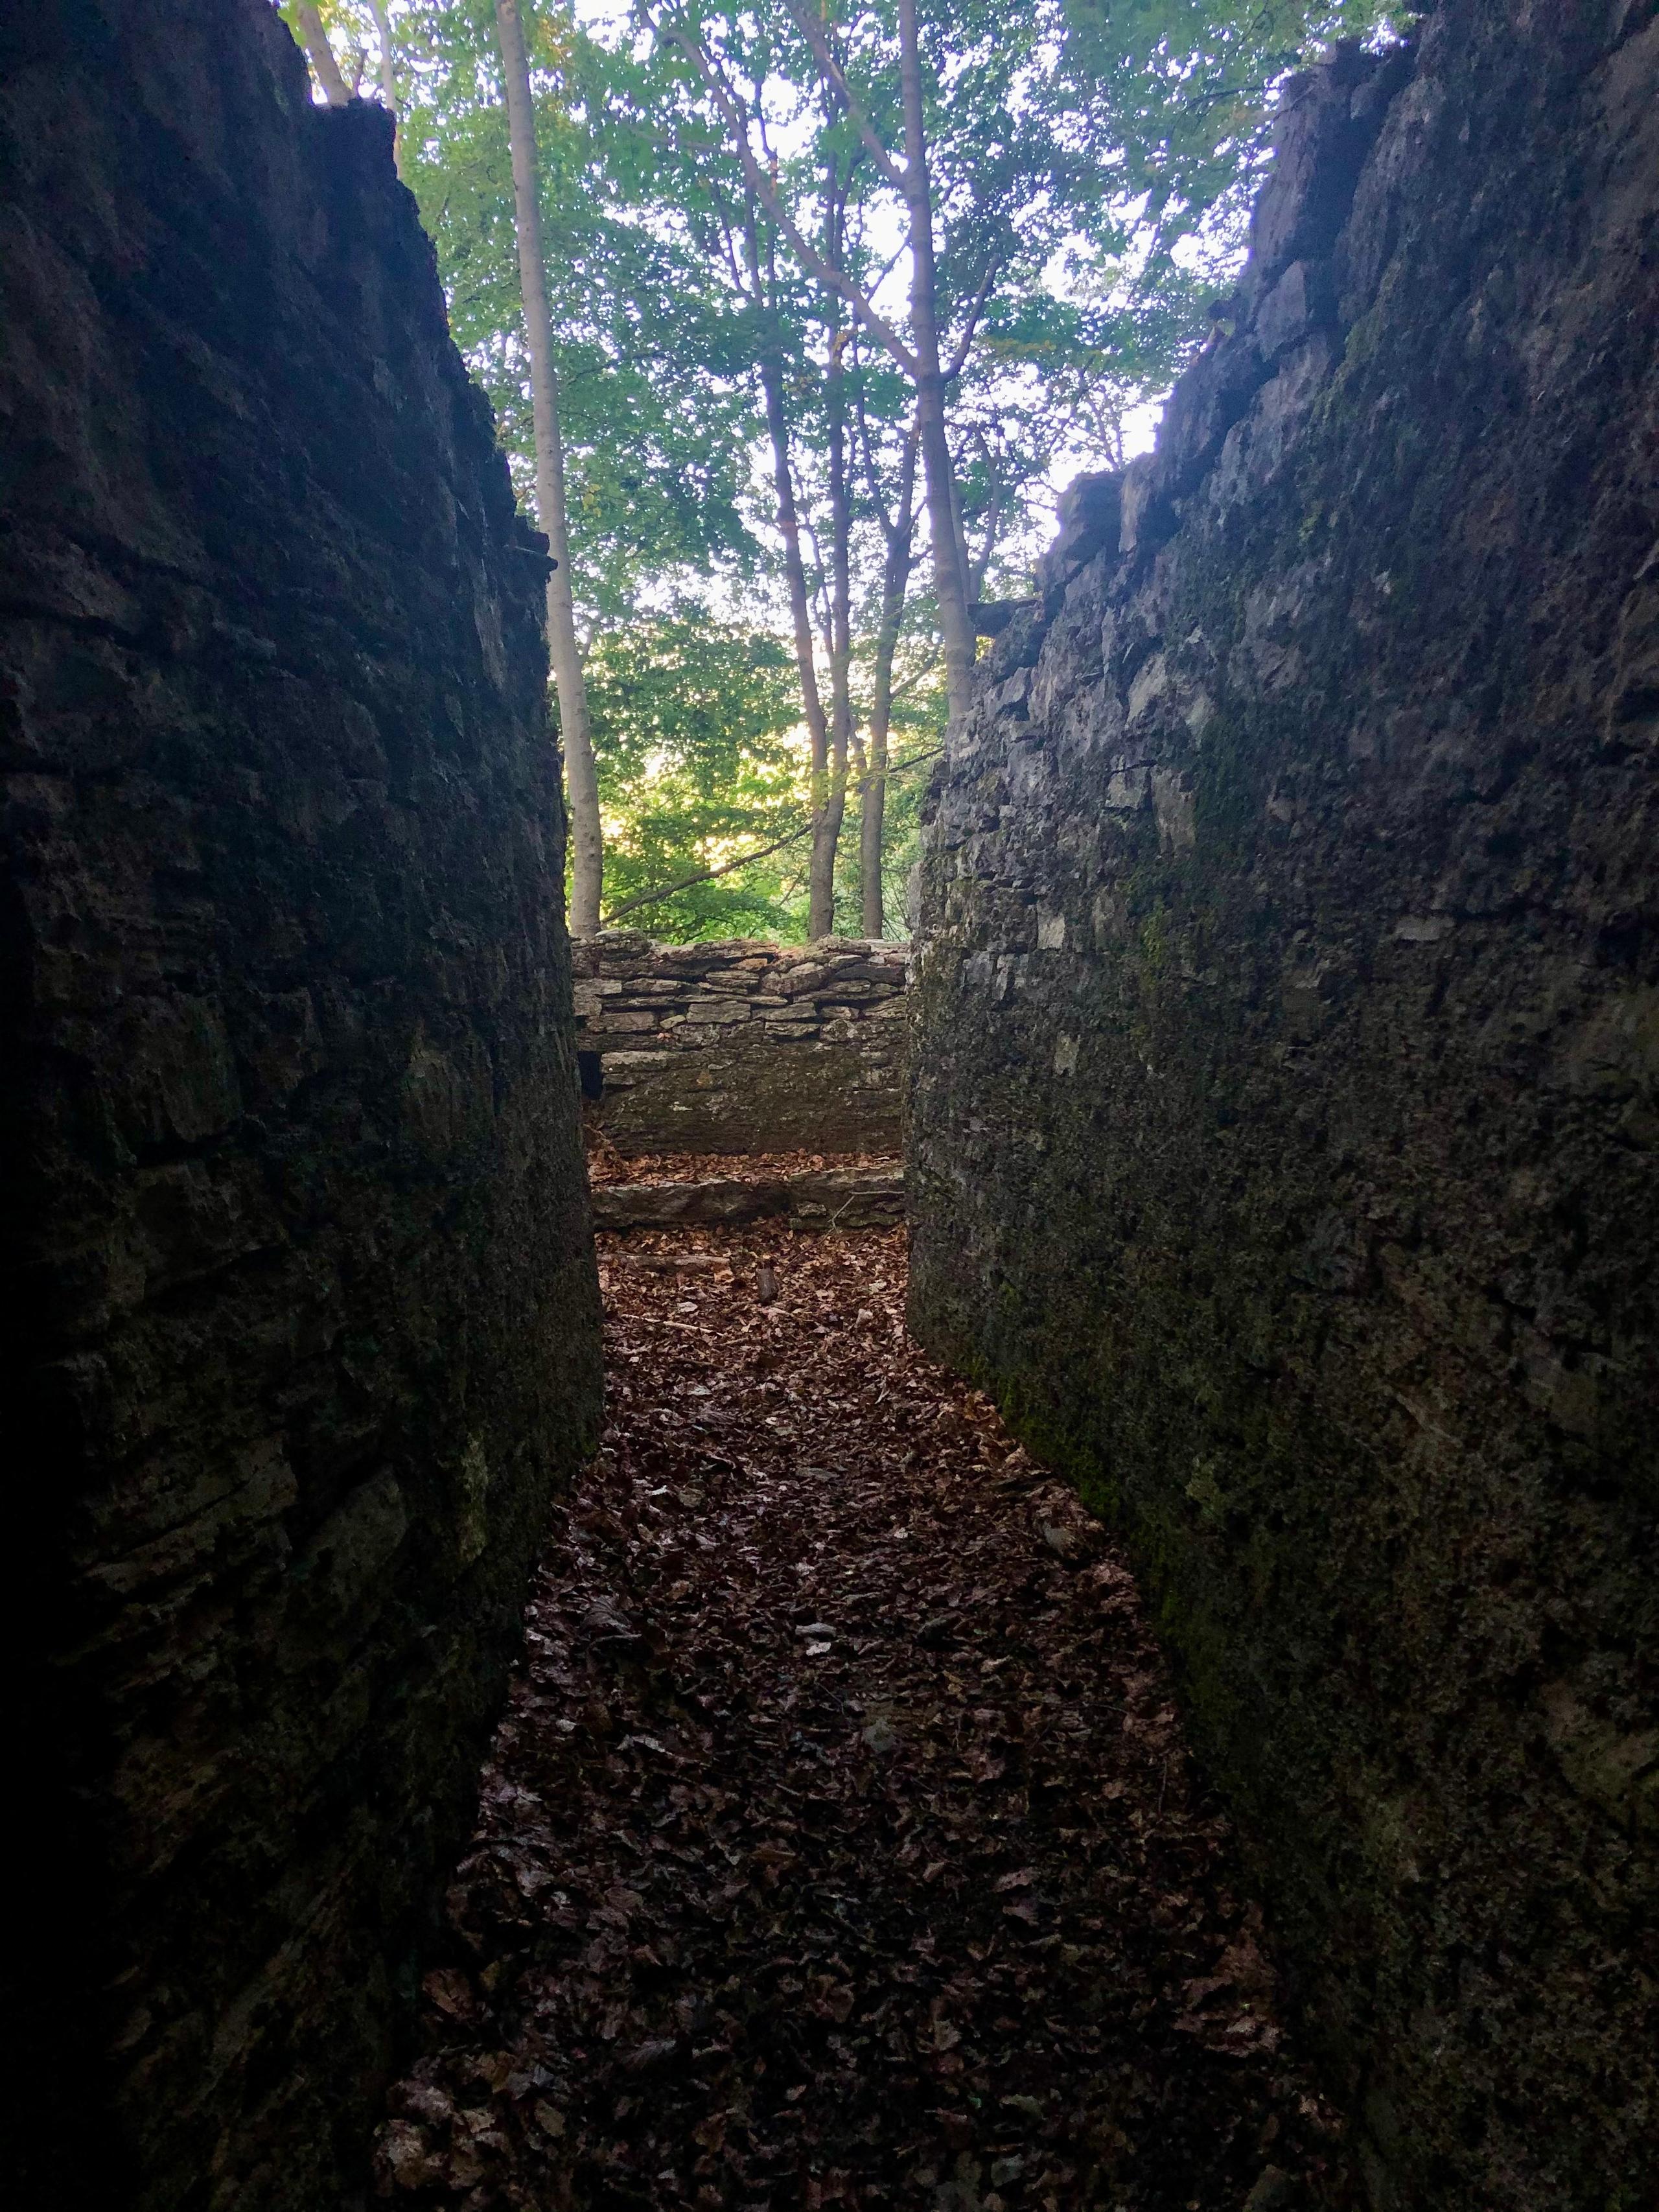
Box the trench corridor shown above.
[373,1164,1343,2212]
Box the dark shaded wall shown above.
[575,932,908,1155]
[0,5,602,2206]
[909,5,1659,2205]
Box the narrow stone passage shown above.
[375,1181,1349,2211]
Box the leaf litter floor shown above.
[375,1196,1351,2212]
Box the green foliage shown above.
[586,614,810,939]
[586,609,946,942]
[282,0,1416,937]
[1062,0,1414,262]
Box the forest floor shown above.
[373,1167,1352,2212]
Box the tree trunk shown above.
[897,0,975,726]
[367,0,402,176]
[861,428,918,938]
[816,296,854,942]
[848,724,869,927]
[295,3,350,106]
[495,0,603,936]
[969,478,1007,603]
[759,347,834,940]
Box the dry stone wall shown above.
[590,1166,907,1231]
[0,6,601,2206]
[910,6,1659,2208]
[575,933,909,1156]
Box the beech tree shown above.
[856,414,918,937]
[649,0,1139,728]
[600,22,933,937]
[495,0,604,935]
[294,1,352,102]
[365,0,402,172]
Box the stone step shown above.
[591,1165,905,1232]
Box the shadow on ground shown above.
[373,1176,1351,2211]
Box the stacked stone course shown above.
[574,933,909,1156]
[911,6,1659,2207]
[1,6,601,2207]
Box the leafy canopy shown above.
[283,0,1410,937]
[587,615,807,938]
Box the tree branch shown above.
[658,16,920,379]
[780,0,907,195]
[599,819,815,926]
[704,176,753,301]
[944,257,1002,381]
[598,743,942,925]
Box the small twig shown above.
[599,820,817,927]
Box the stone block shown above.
[575,940,909,1153]
[786,1166,906,1230]
[1,11,603,2208]
[592,1164,905,1233]
[592,1177,789,1228]
[909,17,1659,2210]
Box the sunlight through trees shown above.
[282,0,1405,937]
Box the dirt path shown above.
[374,1210,1349,2211]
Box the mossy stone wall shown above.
[910,7,1659,2205]
[0,6,602,2204]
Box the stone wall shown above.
[0,6,602,2207]
[910,5,1659,2207]
[575,932,909,1155]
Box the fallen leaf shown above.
[421,1968,476,2020]
[373,1170,1345,2212]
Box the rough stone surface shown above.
[575,932,909,1154]
[910,6,1659,2207]
[0,6,602,2207]
[591,1166,907,1231]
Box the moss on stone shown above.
[908,8,1659,2205]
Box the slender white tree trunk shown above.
[760,351,835,938]
[815,293,855,942]
[861,428,918,938]
[295,2,350,104]
[495,0,603,936]
[897,0,975,725]
[366,0,402,176]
